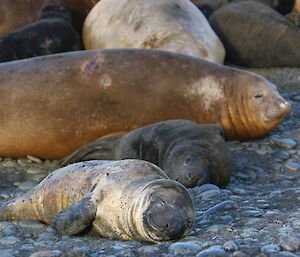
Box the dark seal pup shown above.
[0,4,82,62]
[0,49,290,159]
[62,120,233,188]
[209,1,300,67]
[0,159,194,242]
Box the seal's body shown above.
[209,1,300,67]
[0,49,290,159]
[83,0,225,63]
[0,4,82,62]
[62,120,232,188]
[0,160,194,242]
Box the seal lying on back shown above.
[209,1,300,67]
[0,4,82,62]
[83,0,225,63]
[0,49,290,159]
[62,120,232,188]
[0,159,194,242]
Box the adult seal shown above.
[0,159,195,242]
[62,120,233,188]
[0,49,290,159]
[83,0,225,64]
[209,1,300,67]
[0,4,82,63]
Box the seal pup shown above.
[0,4,82,62]
[83,0,225,64]
[0,159,194,242]
[62,120,232,188]
[0,49,290,159]
[0,0,99,36]
[209,1,300,67]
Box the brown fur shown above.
[0,49,290,159]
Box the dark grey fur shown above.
[0,4,82,63]
[62,120,232,188]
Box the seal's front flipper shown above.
[52,197,97,235]
[60,132,127,166]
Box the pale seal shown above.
[62,120,233,188]
[0,159,194,242]
[83,0,225,63]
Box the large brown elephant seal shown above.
[0,4,82,63]
[0,0,99,36]
[0,49,290,159]
[294,0,300,13]
[0,159,194,242]
[83,0,225,64]
[62,120,232,188]
[209,1,300,67]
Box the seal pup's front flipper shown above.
[52,196,97,235]
[61,132,126,165]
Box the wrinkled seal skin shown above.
[0,49,290,159]
[83,0,225,64]
[0,0,99,36]
[0,159,195,242]
[0,4,82,63]
[209,1,300,67]
[62,120,232,188]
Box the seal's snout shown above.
[264,97,291,122]
[180,154,210,187]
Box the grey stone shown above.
[0,236,20,245]
[232,251,247,257]
[169,242,203,255]
[0,250,16,257]
[285,161,300,171]
[196,246,228,257]
[278,251,299,257]
[204,200,237,215]
[261,244,280,254]
[29,250,62,257]
[239,210,262,217]
[272,138,297,150]
[223,241,238,252]
[198,190,221,201]
[279,233,300,251]
[18,220,46,229]
[193,184,220,195]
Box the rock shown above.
[0,249,16,257]
[272,138,297,150]
[284,161,300,171]
[204,200,237,215]
[196,246,228,257]
[198,190,221,201]
[29,250,62,257]
[27,155,43,163]
[169,242,203,256]
[0,236,21,245]
[279,233,300,251]
[261,244,281,254]
[223,241,238,252]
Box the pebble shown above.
[279,233,300,251]
[196,246,228,257]
[284,161,300,171]
[223,241,238,252]
[271,163,283,171]
[18,220,46,229]
[198,189,221,201]
[239,210,262,217]
[169,242,203,256]
[14,180,37,191]
[240,228,259,238]
[278,251,299,257]
[0,236,21,245]
[26,168,45,174]
[204,200,237,215]
[261,244,281,254]
[272,138,297,150]
[232,251,247,257]
[29,250,62,257]
[193,184,220,195]
[274,151,290,160]
[27,155,43,163]
[0,250,16,257]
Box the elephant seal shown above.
[83,0,225,64]
[209,1,300,67]
[294,0,300,13]
[0,159,194,242]
[0,49,290,159]
[0,4,82,62]
[0,0,99,36]
[62,120,232,188]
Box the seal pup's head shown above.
[38,4,72,24]
[132,180,194,242]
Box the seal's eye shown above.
[254,94,264,99]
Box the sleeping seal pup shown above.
[62,120,233,188]
[0,159,194,242]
